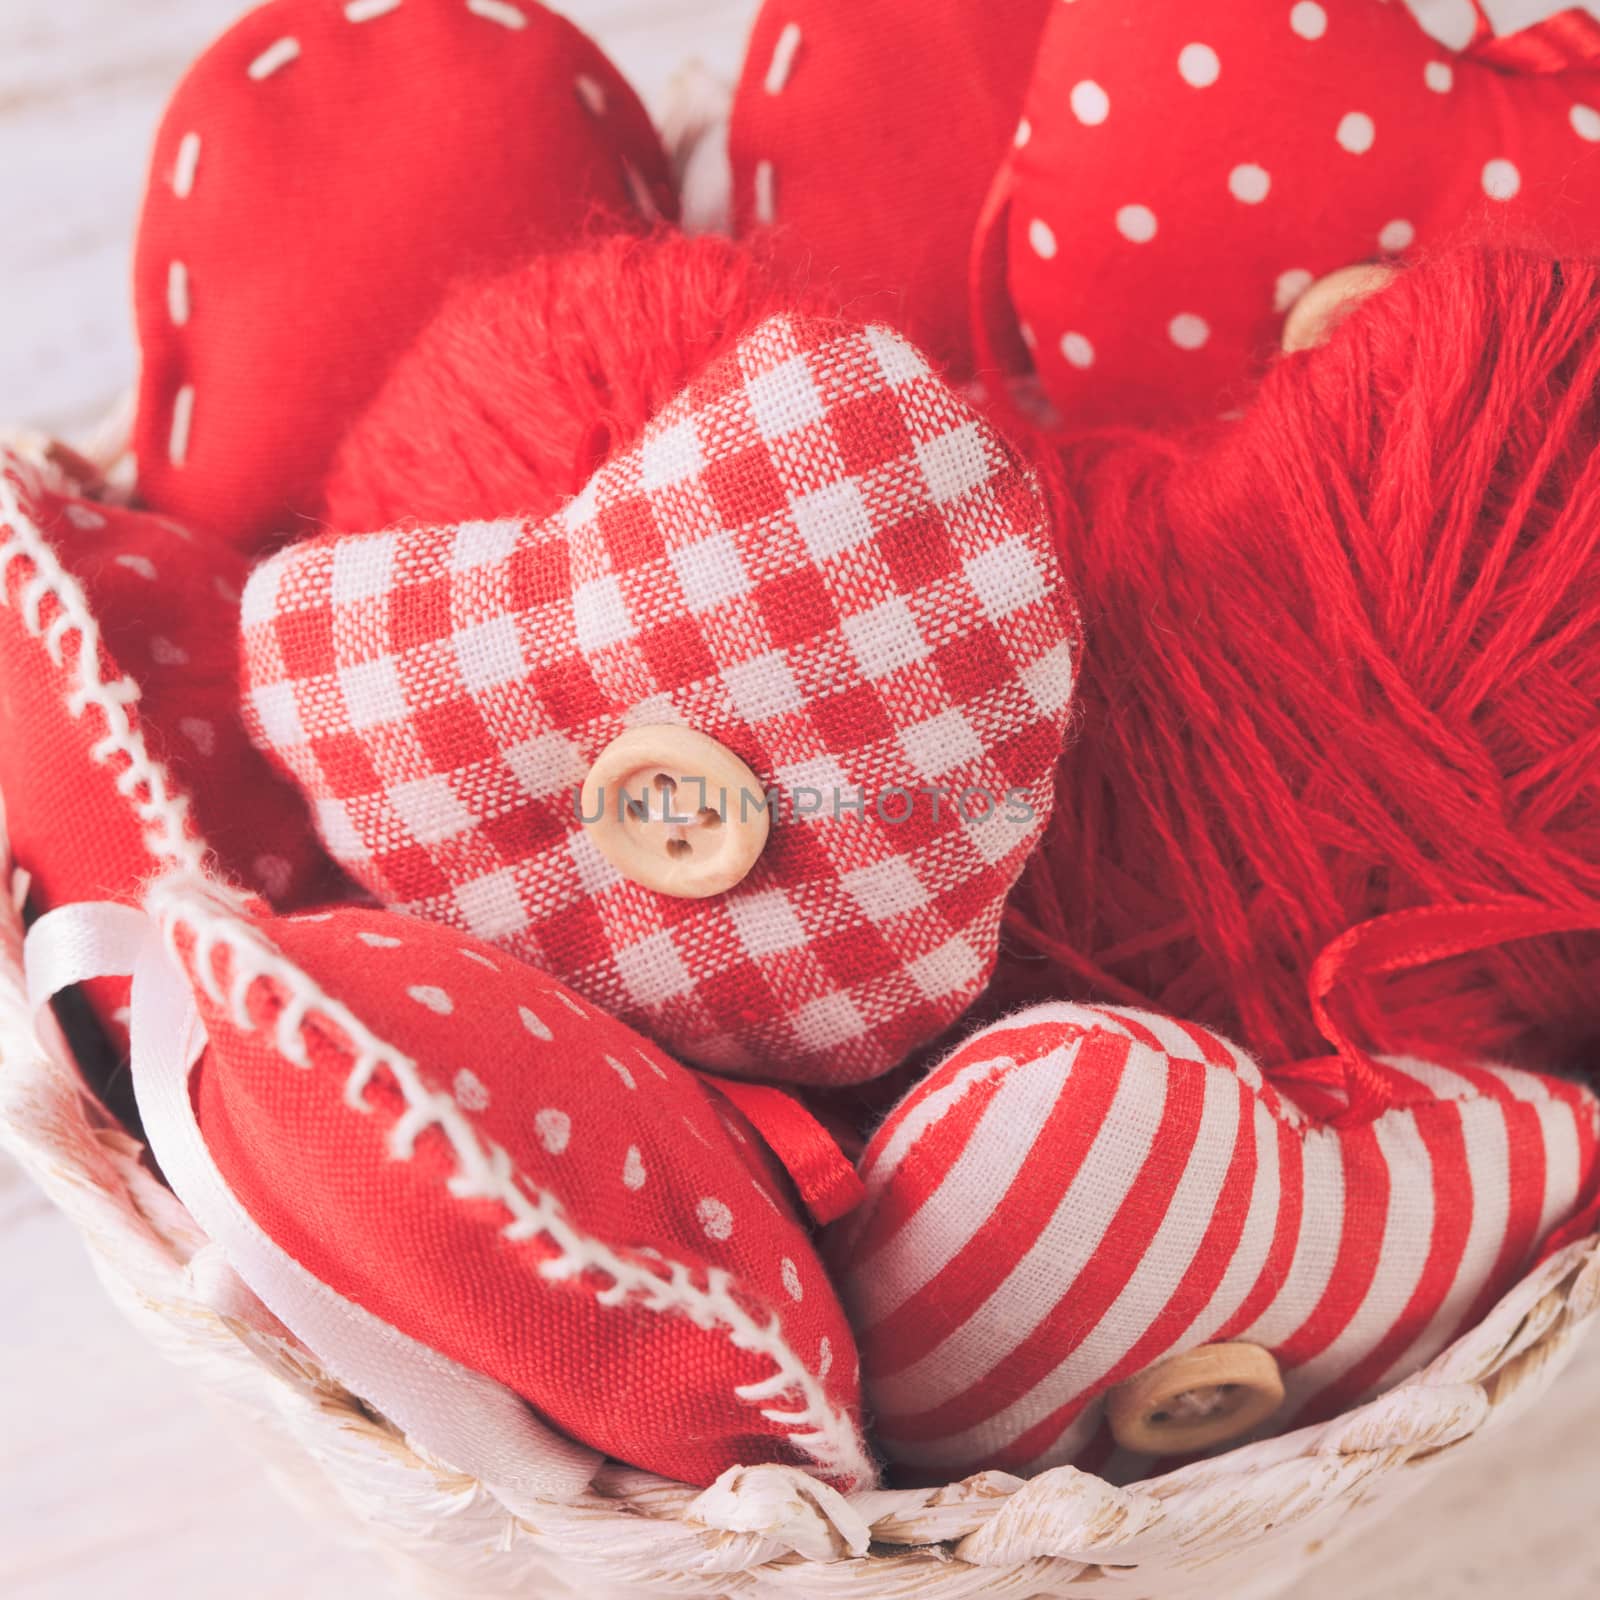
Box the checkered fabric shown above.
[241,315,1077,1085]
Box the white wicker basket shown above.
[1,837,1597,1599]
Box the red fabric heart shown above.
[0,447,337,1036]
[162,883,870,1489]
[241,314,1078,1085]
[132,0,673,550]
[837,1001,1600,1480]
[988,0,1600,427]
[729,0,1050,373]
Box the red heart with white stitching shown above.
[729,0,1050,373]
[132,0,673,548]
[0,446,337,1039]
[992,0,1600,427]
[154,881,869,1489]
[241,314,1078,1085]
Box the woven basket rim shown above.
[3,852,1597,1579]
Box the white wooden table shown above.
[2,4,1598,1596]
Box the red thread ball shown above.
[322,231,841,531]
[1001,247,1600,1075]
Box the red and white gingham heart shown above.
[241,315,1077,1085]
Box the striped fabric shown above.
[835,1002,1600,1479]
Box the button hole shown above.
[666,838,692,858]
[652,772,677,796]
[697,807,722,830]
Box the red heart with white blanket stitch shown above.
[142,881,870,1489]
[0,446,338,1044]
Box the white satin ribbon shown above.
[24,899,601,1507]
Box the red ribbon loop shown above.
[697,1075,866,1228]
[1307,900,1600,1126]
[1465,6,1600,74]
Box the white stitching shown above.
[764,22,802,94]
[752,22,799,234]
[575,74,606,116]
[345,0,402,19]
[167,128,199,485]
[623,161,661,224]
[167,262,191,328]
[0,456,204,874]
[168,386,195,468]
[248,38,302,80]
[172,132,201,199]
[148,872,873,1488]
[465,0,527,29]
[754,161,776,225]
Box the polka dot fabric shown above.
[175,895,871,1490]
[240,315,1078,1087]
[0,447,336,1037]
[996,0,1600,427]
[132,0,674,551]
[836,1002,1600,1481]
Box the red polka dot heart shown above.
[990,0,1600,426]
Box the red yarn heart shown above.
[321,234,845,536]
[132,0,673,549]
[998,247,1600,1079]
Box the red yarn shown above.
[322,231,843,531]
[997,247,1600,1075]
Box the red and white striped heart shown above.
[835,1001,1600,1479]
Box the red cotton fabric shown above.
[994,0,1600,428]
[132,0,674,551]
[176,896,870,1490]
[729,0,1051,374]
[836,1001,1600,1481]
[0,448,336,1035]
[241,315,1078,1086]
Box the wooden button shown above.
[1281,263,1400,353]
[580,726,770,899]
[1106,1342,1285,1455]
